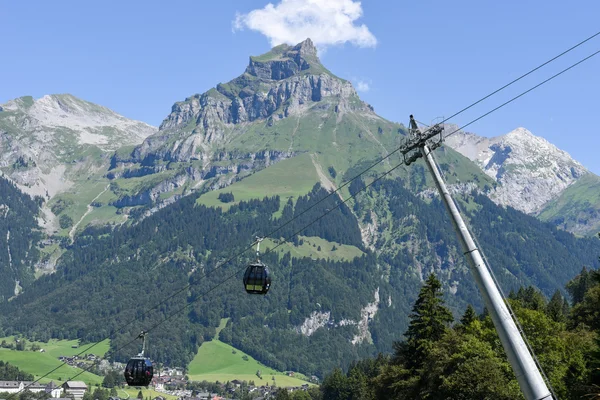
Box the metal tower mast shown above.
[400,115,553,400]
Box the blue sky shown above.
[1,1,599,172]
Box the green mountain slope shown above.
[537,173,600,236]
[2,180,598,378]
[107,39,494,221]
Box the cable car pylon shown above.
[401,115,553,400]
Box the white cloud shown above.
[355,80,370,92]
[233,0,377,50]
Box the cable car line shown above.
[13,33,600,398]
[442,48,600,140]
[438,30,600,130]
[35,153,410,392]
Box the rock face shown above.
[0,94,156,198]
[1,94,155,149]
[105,38,389,228]
[133,39,371,165]
[0,94,157,234]
[296,287,381,345]
[445,127,589,214]
[2,39,396,239]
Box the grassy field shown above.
[79,204,128,228]
[188,319,312,388]
[196,154,320,211]
[538,173,600,235]
[0,337,108,386]
[49,176,111,236]
[262,235,364,262]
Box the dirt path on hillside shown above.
[69,184,110,243]
[310,154,337,193]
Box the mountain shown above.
[108,39,402,199]
[445,127,600,235]
[2,39,600,380]
[0,94,156,265]
[106,39,493,223]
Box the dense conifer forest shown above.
[0,176,43,301]
[1,179,599,379]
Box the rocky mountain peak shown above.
[445,127,589,214]
[1,94,156,138]
[154,39,372,153]
[245,37,324,81]
[0,94,157,201]
[505,127,532,138]
[295,38,317,57]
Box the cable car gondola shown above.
[243,238,271,295]
[124,331,153,387]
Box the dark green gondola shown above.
[124,331,153,386]
[243,238,271,295]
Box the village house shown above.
[62,381,88,400]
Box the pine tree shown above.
[513,286,546,311]
[562,297,570,318]
[460,304,477,326]
[347,366,374,400]
[275,388,291,399]
[546,290,567,323]
[401,273,453,369]
[566,267,592,305]
[321,368,350,400]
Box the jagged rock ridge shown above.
[445,127,589,214]
[133,39,372,166]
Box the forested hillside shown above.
[1,177,598,378]
[0,176,43,301]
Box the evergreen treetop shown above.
[400,273,454,369]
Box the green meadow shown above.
[262,235,364,262]
[196,153,320,212]
[187,319,312,388]
[0,337,108,386]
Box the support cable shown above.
[12,155,407,398]
[443,49,600,140]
